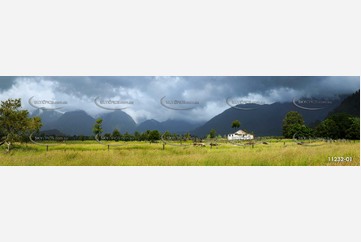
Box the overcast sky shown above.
[0,76,359,123]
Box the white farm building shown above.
[227,130,254,141]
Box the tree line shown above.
[93,118,194,142]
[282,111,359,140]
[93,117,162,142]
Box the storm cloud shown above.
[0,76,359,123]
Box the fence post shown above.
[46,145,48,151]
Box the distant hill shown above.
[42,110,96,136]
[136,119,164,132]
[39,129,66,136]
[32,109,201,136]
[99,110,137,134]
[136,119,202,133]
[328,90,360,117]
[161,119,203,133]
[192,98,346,137]
[31,109,63,124]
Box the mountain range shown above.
[33,109,203,136]
[193,92,360,137]
[328,90,359,117]
[192,100,344,137]
[31,92,358,137]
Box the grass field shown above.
[0,139,359,166]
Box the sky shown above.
[0,76,359,123]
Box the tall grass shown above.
[0,140,359,166]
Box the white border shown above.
[0,0,360,242]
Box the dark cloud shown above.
[11,76,357,99]
[0,76,359,122]
[61,76,359,96]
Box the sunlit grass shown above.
[0,140,359,166]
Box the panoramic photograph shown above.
[0,76,359,166]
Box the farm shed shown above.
[227,130,254,141]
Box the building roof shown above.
[234,130,247,135]
[228,130,253,136]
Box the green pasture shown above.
[0,139,359,166]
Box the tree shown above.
[293,123,314,138]
[315,119,339,139]
[104,133,112,140]
[327,113,353,138]
[345,117,360,140]
[79,135,85,141]
[149,130,160,142]
[21,116,42,143]
[0,98,42,151]
[140,131,150,141]
[184,132,191,140]
[123,132,133,141]
[134,131,140,141]
[172,133,178,140]
[231,120,241,131]
[282,111,305,138]
[162,131,171,140]
[209,129,216,139]
[316,113,360,140]
[112,128,121,141]
[93,118,103,140]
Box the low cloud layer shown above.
[0,76,359,123]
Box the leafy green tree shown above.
[123,132,133,141]
[295,124,314,138]
[79,135,85,141]
[209,129,216,139]
[21,116,42,143]
[112,128,121,141]
[282,111,305,138]
[172,133,178,140]
[231,120,241,131]
[93,118,103,140]
[315,119,339,139]
[149,130,160,142]
[104,133,111,140]
[316,113,358,139]
[0,98,42,151]
[162,131,171,140]
[184,132,191,140]
[327,113,353,138]
[134,131,140,141]
[140,131,149,141]
[346,117,360,140]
